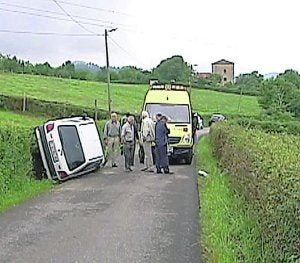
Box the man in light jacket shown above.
[121,115,136,172]
[103,112,121,167]
[141,111,155,172]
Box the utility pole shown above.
[104,28,118,115]
[104,29,111,114]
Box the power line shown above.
[51,0,95,34]
[0,29,104,37]
[0,6,218,49]
[108,36,144,65]
[0,2,135,29]
[42,0,135,17]
[0,7,111,30]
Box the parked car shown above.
[35,116,105,181]
[208,114,226,126]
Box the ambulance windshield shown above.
[145,104,190,123]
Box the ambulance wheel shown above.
[185,151,193,165]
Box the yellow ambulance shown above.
[142,83,194,164]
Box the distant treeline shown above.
[0,53,193,84]
[1,53,300,118]
[0,53,152,84]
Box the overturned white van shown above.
[35,116,105,181]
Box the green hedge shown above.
[193,85,259,96]
[0,124,32,195]
[210,124,300,262]
[234,118,300,135]
[0,94,111,120]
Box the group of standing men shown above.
[103,111,172,174]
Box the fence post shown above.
[22,92,26,112]
[94,99,98,120]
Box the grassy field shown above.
[0,110,107,134]
[0,110,47,127]
[197,137,261,263]
[0,73,260,116]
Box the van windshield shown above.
[58,126,85,171]
[145,104,190,123]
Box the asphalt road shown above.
[0,129,208,263]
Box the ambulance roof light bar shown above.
[149,83,189,91]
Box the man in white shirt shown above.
[141,111,155,172]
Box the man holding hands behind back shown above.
[155,114,172,174]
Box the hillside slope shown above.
[0,74,260,115]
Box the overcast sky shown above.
[0,0,299,75]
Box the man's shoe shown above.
[163,167,174,174]
[164,170,174,174]
[125,168,131,172]
[145,169,154,173]
[129,167,133,171]
[112,163,118,168]
[141,167,148,171]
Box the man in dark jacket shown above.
[130,115,139,167]
[155,114,172,174]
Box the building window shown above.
[223,77,227,82]
[224,69,227,73]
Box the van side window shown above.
[58,126,85,171]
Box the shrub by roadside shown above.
[0,123,52,212]
[234,117,300,135]
[210,124,300,262]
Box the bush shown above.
[234,118,300,135]
[210,124,300,262]
[193,84,259,96]
[0,123,48,201]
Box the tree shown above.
[153,55,192,83]
[277,69,300,89]
[56,61,75,78]
[117,66,150,84]
[235,71,264,93]
[73,69,90,80]
[194,73,221,88]
[259,72,300,117]
[33,62,53,76]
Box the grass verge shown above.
[197,136,262,263]
[0,180,53,213]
